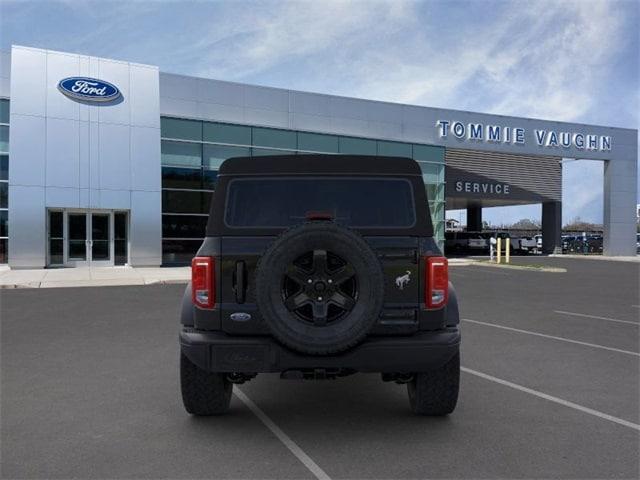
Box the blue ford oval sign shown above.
[58,77,121,102]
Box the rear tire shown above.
[407,352,459,415]
[180,353,232,415]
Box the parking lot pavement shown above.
[1,257,639,479]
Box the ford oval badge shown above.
[230,312,252,322]
[58,77,121,102]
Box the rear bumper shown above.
[180,328,460,374]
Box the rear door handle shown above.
[234,261,246,304]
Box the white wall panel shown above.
[291,92,330,116]
[129,190,161,266]
[79,188,89,208]
[10,47,46,116]
[130,66,160,128]
[100,189,131,209]
[46,51,80,121]
[0,77,9,98]
[98,122,130,190]
[160,73,199,101]
[243,108,288,128]
[78,121,90,188]
[159,96,199,119]
[329,97,368,120]
[198,78,244,105]
[46,186,79,207]
[244,85,288,112]
[46,117,79,188]
[8,185,46,268]
[0,50,10,79]
[197,102,244,124]
[291,113,332,133]
[9,114,46,186]
[88,121,100,190]
[130,126,160,191]
[97,59,130,125]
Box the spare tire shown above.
[255,221,384,355]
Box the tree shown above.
[509,218,540,230]
[563,216,602,232]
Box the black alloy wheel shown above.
[282,249,357,326]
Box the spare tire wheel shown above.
[255,222,384,355]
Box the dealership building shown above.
[0,45,637,268]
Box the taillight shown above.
[192,256,215,309]
[425,256,448,309]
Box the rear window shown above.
[225,177,416,228]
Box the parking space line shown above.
[462,318,640,357]
[467,267,510,275]
[234,388,331,480]
[554,310,639,326]
[461,367,640,431]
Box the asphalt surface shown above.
[1,257,639,479]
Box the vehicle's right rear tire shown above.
[407,352,460,416]
[180,352,232,416]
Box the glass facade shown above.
[160,117,446,264]
[0,99,8,263]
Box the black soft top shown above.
[207,154,432,237]
[218,154,423,176]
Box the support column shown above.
[603,155,637,256]
[542,201,562,254]
[466,205,482,232]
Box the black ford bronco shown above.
[179,155,460,416]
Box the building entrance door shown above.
[47,210,129,267]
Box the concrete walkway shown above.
[0,266,190,289]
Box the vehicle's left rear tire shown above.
[180,352,232,415]
[407,352,460,416]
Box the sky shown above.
[1,0,638,226]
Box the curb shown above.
[470,262,566,273]
[0,279,189,289]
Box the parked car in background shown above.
[445,231,487,255]
[518,236,537,254]
[533,234,543,254]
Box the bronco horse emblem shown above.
[395,270,411,290]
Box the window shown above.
[162,190,211,214]
[0,126,8,154]
[161,117,202,141]
[377,140,412,157]
[225,178,415,228]
[252,127,297,149]
[0,99,8,124]
[339,136,376,155]
[162,214,207,238]
[114,212,128,265]
[0,101,8,264]
[162,239,203,265]
[203,122,251,145]
[298,132,339,153]
[202,169,218,190]
[0,210,7,237]
[413,144,444,163]
[161,141,201,167]
[0,183,7,209]
[203,144,249,169]
[162,167,202,190]
[0,155,7,180]
[418,162,444,185]
[251,148,293,157]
